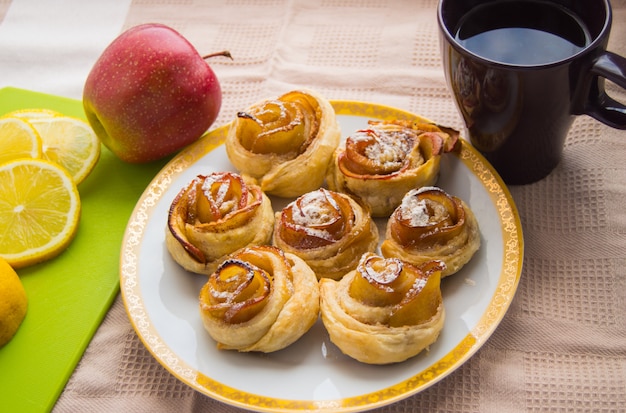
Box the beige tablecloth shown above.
[2,1,626,412]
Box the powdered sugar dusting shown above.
[359,254,403,289]
[398,196,430,226]
[285,189,341,242]
[397,187,449,227]
[407,276,428,296]
[349,129,413,170]
[291,190,337,226]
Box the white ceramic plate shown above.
[120,101,523,412]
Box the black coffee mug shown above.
[438,0,626,185]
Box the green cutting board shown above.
[0,87,170,412]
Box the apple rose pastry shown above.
[225,89,341,198]
[319,253,445,364]
[381,186,480,277]
[199,245,320,352]
[165,172,274,275]
[272,188,379,280]
[326,119,459,217]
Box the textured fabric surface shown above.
[2,0,625,412]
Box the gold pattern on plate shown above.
[120,101,523,413]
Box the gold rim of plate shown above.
[120,100,524,412]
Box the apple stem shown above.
[202,50,233,60]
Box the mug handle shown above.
[585,51,626,129]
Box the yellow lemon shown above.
[26,116,100,185]
[2,108,62,120]
[0,117,43,165]
[0,158,81,269]
[0,257,28,346]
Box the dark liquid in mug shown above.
[454,0,591,65]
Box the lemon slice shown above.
[27,116,100,185]
[0,257,28,346]
[0,158,81,269]
[0,117,43,165]
[2,108,62,120]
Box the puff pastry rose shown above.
[199,245,320,353]
[381,186,480,277]
[326,119,459,217]
[165,172,274,275]
[319,253,445,364]
[225,89,341,198]
[272,188,379,280]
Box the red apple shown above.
[83,23,228,163]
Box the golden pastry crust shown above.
[326,120,459,217]
[272,188,379,280]
[319,253,445,364]
[199,245,320,353]
[165,172,274,275]
[225,89,341,198]
[381,186,480,277]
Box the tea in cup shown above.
[438,0,626,184]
